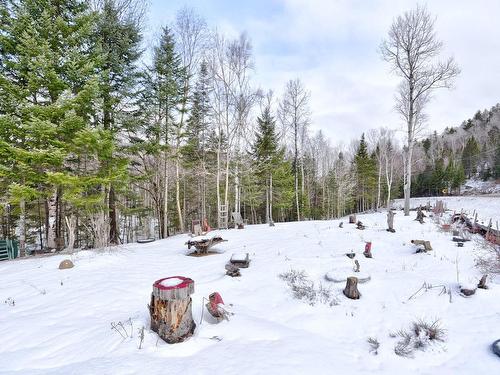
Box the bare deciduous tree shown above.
[278,79,310,221]
[380,5,460,215]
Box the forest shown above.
[0,0,499,254]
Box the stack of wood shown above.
[149,276,195,344]
[356,221,365,230]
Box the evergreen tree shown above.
[354,134,377,211]
[0,0,103,251]
[94,0,143,244]
[251,105,286,222]
[462,136,481,178]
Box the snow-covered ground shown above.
[393,195,500,224]
[1,197,500,375]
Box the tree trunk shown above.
[109,186,119,244]
[19,199,26,257]
[269,173,273,222]
[163,153,169,238]
[176,156,184,232]
[47,188,58,250]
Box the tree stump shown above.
[460,286,476,297]
[478,274,488,289]
[149,276,196,344]
[387,209,396,232]
[343,276,360,299]
[349,215,356,224]
[363,242,372,258]
[225,263,241,277]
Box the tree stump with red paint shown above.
[149,276,196,344]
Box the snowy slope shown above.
[1,198,500,375]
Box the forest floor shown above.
[1,196,499,374]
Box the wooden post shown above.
[149,276,195,344]
[343,277,360,299]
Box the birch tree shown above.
[380,5,460,215]
[278,79,310,221]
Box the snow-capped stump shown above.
[149,276,195,344]
[343,276,360,299]
[230,252,250,268]
[58,259,74,269]
[349,214,356,224]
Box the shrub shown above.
[279,269,339,306]
[393,319,446,357]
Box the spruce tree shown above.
[0,0,103,251]
[251,105,285,222]
[94,0,142,244]
[462,136,481,178]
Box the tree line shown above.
[0,1,497,255]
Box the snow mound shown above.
[160,277,184,287]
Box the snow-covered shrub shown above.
[279,269,338,306]
[393,319,446,357]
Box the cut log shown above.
[149,276,195,344]
[339,222,343,228]
[356,221,365,230]
[343,276,360,299]
[349,215,356,224]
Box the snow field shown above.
[1,197,499,374]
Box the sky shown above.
[145,0,500,144]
